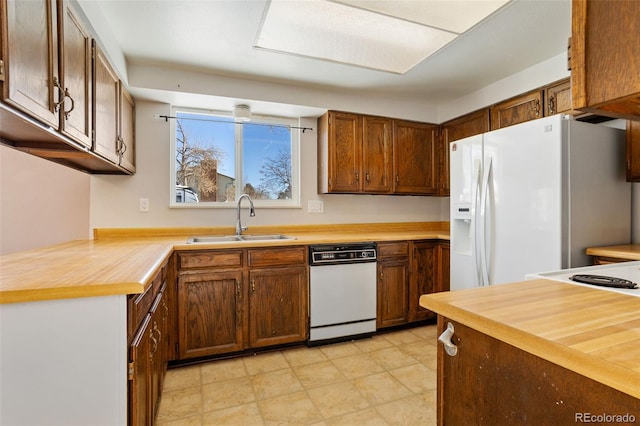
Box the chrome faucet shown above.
[236,194,255,237]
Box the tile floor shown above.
[156,325,438,425]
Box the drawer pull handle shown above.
[438,322,458,357]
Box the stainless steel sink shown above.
[186,234,296,244]
[239,234,296,241]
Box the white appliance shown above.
[308,243,377,343]
[527,261,640,298]
[450,114,631,290]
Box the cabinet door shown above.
[3,0,59,127]
[437,242,450,293]
[441,109,490,144]
[58,1,91,148]
[409,241,438,322]
[544,78,571,116]
[377,259,409,329]
[119,84,135,172]
[490,89,542,130]
[128,314,151,426]
[92,41,119,163]
[248,266,308,348]
[362,115,392,193]
[627,120,640,182]
[392,120,438,194]
[177,270,244,358]
[327,111,362,192]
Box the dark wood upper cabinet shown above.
[571,0,640,120]
[362,115,393,193]
[2,0,59,128]
[318,111,436,195]
[392,119,438,195]
[441,109,490,144]
[58,1,92,148]
[317,111,362,193]
[0,0,134,174]
[544,78,572,116]
[490,89,543,130]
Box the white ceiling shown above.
[84,0,571,112]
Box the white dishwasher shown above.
[308,243,377,344]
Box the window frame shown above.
[169,107,301,209]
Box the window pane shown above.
[175,112,235,202]
[242,123,292,200]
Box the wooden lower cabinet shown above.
[249,266,308,348]
[409,241,450,323]
[127,257,172,426]
[378,240,449,328]
[436,317,639,424]
[177,270,244,358]
[376,242,410,329]
[409,241,439,322]
[176,247,308,359]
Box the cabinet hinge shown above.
[567,37,572,71]
[127,362,134,381]
[0,60,4,82]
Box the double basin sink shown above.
[186,234,296,244]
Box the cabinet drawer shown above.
[377,242,409,259]
[128,284,154,340]
[248,247,306,267]
[178,250,243,270]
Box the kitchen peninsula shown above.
[419,280,640,424]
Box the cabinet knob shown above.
[438,322,458,357]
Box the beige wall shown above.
[0,145,91,255]
[90,102,445,230]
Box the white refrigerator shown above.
[450,114,631,290]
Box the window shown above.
[170,108,300,207]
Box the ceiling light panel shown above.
[333,0,511,34]
[255,0,457,74]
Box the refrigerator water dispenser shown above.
[452,203,472,256]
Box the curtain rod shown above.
[155,114,314,133]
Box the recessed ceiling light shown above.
[255,0,510,75]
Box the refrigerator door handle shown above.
[474,160,483,287]
[479,157,493,287]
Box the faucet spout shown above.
[236,194,255,237]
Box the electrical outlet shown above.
[139,198,149,212]
[307,200,324,213]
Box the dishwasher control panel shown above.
[309,243,377,265]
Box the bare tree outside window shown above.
[175,119,226,201]
[259,149,292,199]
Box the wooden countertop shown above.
[419,280,640,399]
[0,222,449,304]
[586,244,640,261]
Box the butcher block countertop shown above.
[419,280,640,400]
[586,244,640,261]
[0,222,448,304]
